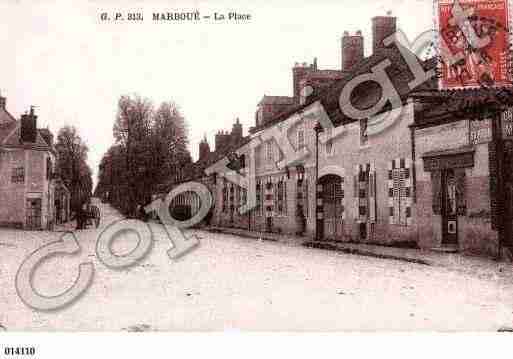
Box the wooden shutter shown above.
[369,169,377,223]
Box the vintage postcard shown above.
[1,0,513,338]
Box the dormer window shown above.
[256,107,264,127]
[326,138,334,156]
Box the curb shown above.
[303,241,432,266]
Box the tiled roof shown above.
[155,136,252,193]
[258,96,295,106]
[0,122,52,151]
[0,121,18,144]
[251,44,438,134]
[0,107,16,125]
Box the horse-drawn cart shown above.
[83,205,101,229]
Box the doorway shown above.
[319,174,344,240]
[441,169,458,245]
[26,198,42,230]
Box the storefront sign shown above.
[502,107,513,139]
[423,152,475,171]
[436,0,512,89]
[470,118,492,144]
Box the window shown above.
[46,157,52,180]
[256,108,263,126]
[229,184,235,212]
[256,180,263,216]
[297,179,309,218]
[275,180,287,216]
[12,167,25,183]
[297,129,305,150]
[303,180,309,218]
[360,119,368,146]
[242,188,247,206]
[326,139,334,156]
[266,142,273,161]
[222,180,228,213]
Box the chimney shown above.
[0,92,6,110]
[199,134,210,161]
[372,12,397,54]
[21,106,38,143]
[292,62,315,104]
[231,117,243,142]
[215,130,230,153]
[342,30,364,71]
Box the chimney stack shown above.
[372,12,397,54]
[342,30,364,71]
[292,61,315,104]
[199,134,211,161]
[21,106,38,143]
[231,117,243,142]
[0,92,5,110]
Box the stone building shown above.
[152,118,248,225]
[202,14,513,257]
[165,13,513,258]
[0,95,68,230]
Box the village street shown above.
[1,201,513,331]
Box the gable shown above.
[0,107,16,125]
[1,122,51,151]
[0,122,18,144]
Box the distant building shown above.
[0,95,69,230]
[150,118,248,224]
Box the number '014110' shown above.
[4,347,35,356]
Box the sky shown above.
[0,0,433,187]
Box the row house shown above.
[0,95,70,230]
[201,14,513,258]
[152,118,248,225]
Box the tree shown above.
[112,95,154,215]
[103,94,193,216]
[55,125,92,212]
[152,101,192,183]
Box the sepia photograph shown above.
[2,0,513,349]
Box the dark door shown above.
[441,169,458,245]
[26,198,42,230]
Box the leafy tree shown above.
[55,125,92,212]
[106,95,192,216]
[152,101,192,183]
